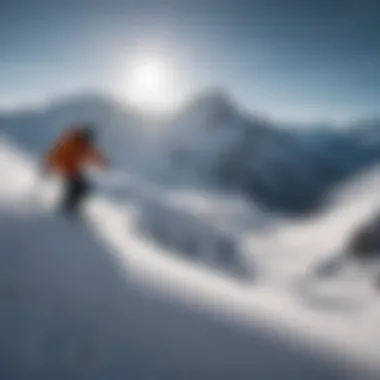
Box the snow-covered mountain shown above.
[2,120,380,379]
[2,91,380,378]
[163,90,380,213]
[1,90,380,214]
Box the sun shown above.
[124,58,172,110]
[132,62,165,89]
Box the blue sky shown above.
[1,0,379,122]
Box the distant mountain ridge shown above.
[1,90,379,214]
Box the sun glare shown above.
[132,62,165,88]
[124,57,173,111]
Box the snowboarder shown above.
[42,123,108,216]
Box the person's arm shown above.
[87,146,109,169]
[41,129,72,176]
[41,140,60,176]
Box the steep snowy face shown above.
[163,91,293,190]
[163,92,380,214]
[165,91,247,178]
[163,93,316,210]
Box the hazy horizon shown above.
[1,86,378,129]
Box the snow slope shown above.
[2,138,380,379]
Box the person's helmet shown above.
[78,123,97,143]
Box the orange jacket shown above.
[44,127,108,178]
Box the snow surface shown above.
[2,135,380,379]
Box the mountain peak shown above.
[178,88,242,128]
[187,88,235,111]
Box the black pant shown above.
[61,175,91,215]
